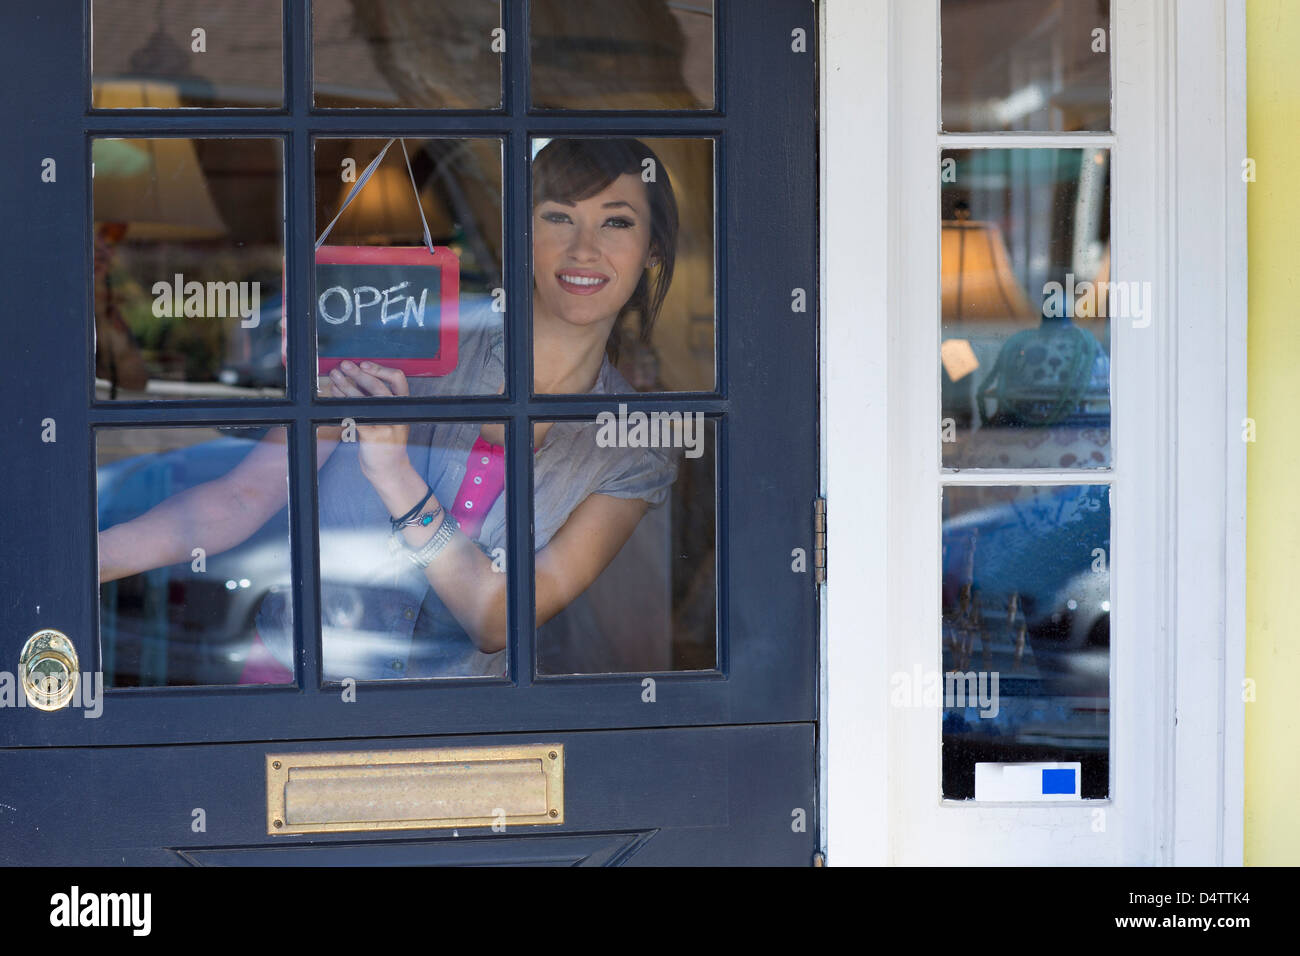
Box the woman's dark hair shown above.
[533,138,679,356]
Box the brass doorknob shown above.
[19,629,79,711]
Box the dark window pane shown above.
[531,0,714,110]
[313,0,502,109]
[92,0,284,108]
[535,415,716,674]
[312,137,504,397]
[531,137,715,394]
[92,137,285,400]
[97,426,295,687]
[310,421,511,682]
[942,484,1110,799]
[941,0,1110,132]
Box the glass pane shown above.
[530,0,714,110]
[312,0,502,109]
[96,425,295,687]
[310,420,510,682]
[942,484,1110,800]
[941,148,1112,469]
[313,137,503,397]
[91,0,284,108]
[535,414,716,674]
[92,137,285,400]
[941,0,1110,132]
[531,137,715,394]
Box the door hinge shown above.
[813,496,826,585]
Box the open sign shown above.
[312,246,460,377]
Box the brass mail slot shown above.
[265,744,564,835]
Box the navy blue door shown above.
[0,0,817,865]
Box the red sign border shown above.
[296,245,461,377]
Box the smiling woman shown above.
[535,136,714,393]
[531,138,678,389]
[95,137,689,684]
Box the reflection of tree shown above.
[531,0,706,109]
[312,138,504,291]
[338,0,707,110]
[410,141,504,291]
[344,0,502,108]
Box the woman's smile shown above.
[556,269,612,296]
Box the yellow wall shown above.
[1246,0,1300,866]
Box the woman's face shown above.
[532,172,654,331]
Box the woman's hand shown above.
[326,361,413,491]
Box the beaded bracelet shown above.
[389,485,434,535]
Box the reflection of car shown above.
[98,435,290,686]
[218,292,286,390]
[940,484,1111,797]
[98,436,438,686]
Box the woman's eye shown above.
[540,211,571,224]
[604,217,635,229]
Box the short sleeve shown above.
[593,443,679,509]
[408,299,503,398]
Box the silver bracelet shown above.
[407,513,461,568]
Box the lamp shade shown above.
[92,83,227,241]
[331,162,450,244]
[941,219,1035,323]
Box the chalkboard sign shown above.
[312,246,460,376]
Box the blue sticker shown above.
[1042,768,1076,794]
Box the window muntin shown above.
[89,4,730,693]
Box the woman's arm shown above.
[371,457,647,653]
[98,426,342,584]
[330,361,651,653]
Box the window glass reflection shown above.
[530,0,714,110]
[312,0,502,108]
[536,415,716,674]
[942,484,1110,799]
[531,137,715,394]
[97,426,294,687]
[941,0,1110,132]
[942,148,1111,469]
[92,137,285,400]
[92,0,284,108]
[296,421,511,683]
[313,137,503,397]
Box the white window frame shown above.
[820,0,1247,865]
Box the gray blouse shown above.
[255,304,679,680]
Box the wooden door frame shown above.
[819,0,1247,865]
